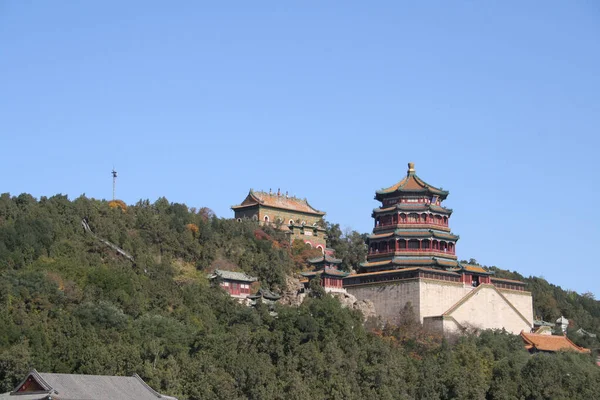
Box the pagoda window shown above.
[421,213,427,223]
[422,240,431,250]
[400,213,406,222]
[435,215,442,225]
[389,239,395,251]
[408,213,418,223]
[375,217,380,227]
[443,216,448,226]
[408,240,419,250]
[393,214,398,224]
[398,240,407,249]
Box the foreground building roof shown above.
[0,370,177,400]
[520,331,591,354]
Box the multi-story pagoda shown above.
[344,163,534,335]
[361,162,459,272]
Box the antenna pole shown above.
[112,169,117,200]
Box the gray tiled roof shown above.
[208,269,257,282]
[0,370,177,400]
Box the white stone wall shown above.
[347,280,420,324]
[417,280,472,321]
[499,289,534,326]
[347,278,533,335]
[444,285,532,334]
[442,318,463,334]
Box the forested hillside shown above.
[0,193,599,399]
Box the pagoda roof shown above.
[368,229,459,241]
[308,254,342,264]
[347,267,461,279]
[247,288,281,301]
[232,190,325,216]
[520,331,590,354]
[373,203,453,215]
[375,163,449,201]
[301,267,350,278]
[360,256,459,269]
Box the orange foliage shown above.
[186,223,199,234]
[108,199,127,211]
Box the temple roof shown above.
[232,190,325,216]
[308,254,342,264]
[448,264,493,275]
[520,332,590,354]
[248,288,281,301]
[373,203,453,215]
[301,267,350,278]
[368,229,459,241]
[1,369,177,400]
[533,319,555,327]
[375,163,449,201]
[208,269,257,283]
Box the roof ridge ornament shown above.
[408,162,415,175]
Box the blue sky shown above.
[1,1,599,297]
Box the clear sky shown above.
[1,1,599,297]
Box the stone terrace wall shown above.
[346,280,420,324]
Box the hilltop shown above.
[0,193,598,399]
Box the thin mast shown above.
[111,168,117,201]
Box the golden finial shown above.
[408,162,415,174]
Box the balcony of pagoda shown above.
[367,249,458,259]
[368,239,457,258]
[373,222,451,233]
[374,214,449,230]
